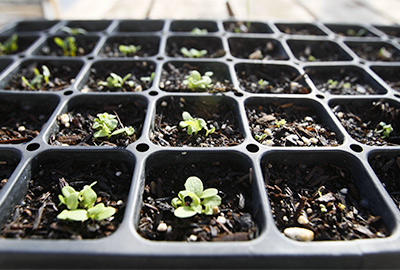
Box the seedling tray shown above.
[0,19,399,269]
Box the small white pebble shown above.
[306,208,313,215]
[157,222,168,232]
[188,234,198,241]
[217,216,226,224]
[167,225,172,233]
[60,113,70,127]
[264,128,273,137]
[81,88,90,93]
[304,116,314,122]
[340,188,348,195]
[262,139,274,146]
[296,140,304,146]
[61,143,69,147]
[310,138,319,144]
[337,112,344,118]
[302,136,311,145]
[297,215,309,225]
[290,82,300,91]
[116,200,123,206]
[115,171,122,177]
[161,101,168,107]
[284,227,314,241]
[18,126,26,132]
[283,216,289,222]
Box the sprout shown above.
[21,65,51,90]
[191,28,208,35]
[275,119,287,128]
[375,121,394,138]
[183,70,213,91]
[61,26,87,35]
[180,47,207,58]
[0,34,18,55]
[171,176,221,218]
[258,79,269,89]
[98,72,135,90]
[54,36,77,56]
[92,112,135,139]
[118,44,142,56]
[179,111,215,137]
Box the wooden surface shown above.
[0,0,400,28]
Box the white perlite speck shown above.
[283,227,314,241]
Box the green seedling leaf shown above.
[87,203,116,221]
[180,47,207,58]
[200,188,218,198]
[0,34,18,55]
[79,182,97,209]
[174,206,198,218]
[184,176,204,196]
[202,195,222,207]
[191,28,208,35]
[119,44,142,56]
[57,209,89,221]
[183,70,213,91]
[179,111,215,136]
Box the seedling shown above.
[21,65,50,90]
[308,55,316,61]
[61,26,87,35]
[275,119,287,128]
[327,79,338,88]
[171,176,221,218]
[258,79,269,88]
[180,47,207,58]
[255,133,267,141]
[118,44,142,56]
[140,72,155,83]
[183,70,213,91]
[378,47,392,60]
[98,72,135,90]
[0,34,18,55]
[179,111,215,136]
[54,36,77,56]
[92,112,135,138]
[375,121,394,138]
[191,28,208,35]
[57,181,116,221]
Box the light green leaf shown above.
[65,191,79,210]
[79,183,97,209]
[182,111,192,121]
[184,176,203,196]
[174,206,197,218]
[202,195,222,207]
[203,205,213,215]
[200,188,218,198]
[178,190,201,205]
[57,209,88,221]
[87,203,116,221]
[171,197,182,208]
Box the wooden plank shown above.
[103,0,151,19]
[0,4,43,28]
[357,0,400,25]
[149,0,229,19]
[59,0,118,19]
[298,0,392,24]
[228,0,315,22]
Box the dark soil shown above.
[151,97,244,147]
[0,99,55,144]
[346,42,400,62]
[166,37,226,58]
[369,154,400,210]
[159,62,234,93]
[0,157,133,239]
[332,99,400,146]
[0,160,19,191]
[99,37,159,58]
[371,67,400,93]
[5,62,79,91]
[276,24,326,36]
[49,101,145,147]
[138,159,258,241]
[263,160,389,240]
[288,40,351,62]
[229,38,288,60]
[307,68,381,95]
[236,64,310,94]
[246,101,341,147]
[328,27,376,37]
[224,21,272,34]
[40,36,97,57]
[81,61,155,92]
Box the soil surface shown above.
[50,101,145,147]
[276,25,326,36]
[0,159,18,191]
[81,61,155,92]
[5,62,78,91]
[0,157,133,239]
[138,160,258,241]
[330,27,376,37]
[370,154,400,210]
[0,100,54,144]
[246,102,341,147]
[346,43,400,62]
[224,21,271,34]
[99,37,159,58]
[307,68,380,95]
[159,62,234,93]
[40,37,97,57]
[229,38,288,60]
[236,65,310,94]
[263,160,389,240]
[332,99,400,146]
[289,41,350,62]
[166,37,226,58]
[151,97,244,147]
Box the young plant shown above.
[21,65,51,90]
[258,79,269,89]
[54,36,77,56]
[275,119,287,128]
[140,72,155,83]
[92,112,135,139]
[57,181,116,221]
[0,34,18,55]
[98,72,135,90]
[180,47,207,58]
[376,121,394,138]
[171,176,221,218]
[183,70,213,91]
[179,111,215,136]
[118,44,142,56]
[191,28,208,35]
[61,26,87,35]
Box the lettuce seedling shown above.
[21,65,50,90]
[140,72,155,83]
[179,111,215,136]
[98,72,135,90]
[183,70,213,91]
[92,112,135,139]
[61,26,87,35]
[54,36,77,56]
[171,176,221,218]
[258,79,269,89]
[275,119,287,128]
[119,44,142,56]
[57,181,116,221]
[376,121,394,138]
[0,34,18,55]
[180,47,207,58]
[191,28,208,35]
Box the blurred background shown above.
[0,0,399,28]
